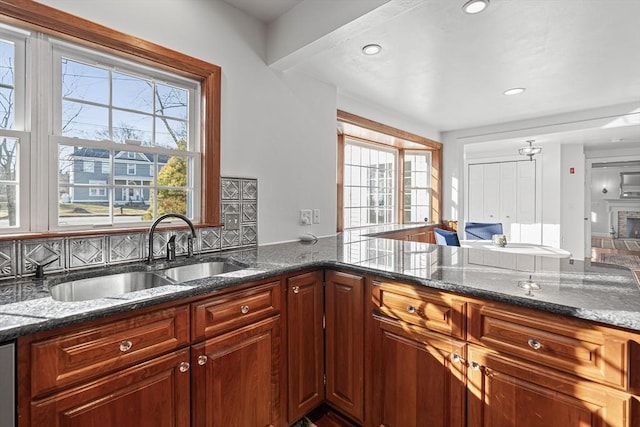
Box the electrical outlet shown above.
[300,209,312,225]
[224,213,240,230]
[313,209,320,224]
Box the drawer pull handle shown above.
[179,362,190,373]
[406,305,417,314]
[451,353,464,364]
[119,340,132,352]
[292,286,300,294]
[197,355,208,366]
[240,305,250,314]
[527,338,542,350]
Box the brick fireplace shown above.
[606,200,640,239]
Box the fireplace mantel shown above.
[605,200,640,238]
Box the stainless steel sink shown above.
[161,261,246,282]
[50,271,173,302]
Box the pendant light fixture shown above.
[518,140,542,161]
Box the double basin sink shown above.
[49,260,247,302]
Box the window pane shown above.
[404,151,431,223]
[58,186,111,226]
[155,83,188,120]
[343,141,396,228]
[112,109,153,144]
[0,39,16,130]
[155,117,187,149]
[0,137,18,181]
[112,71,152,113]
[62,100,109,139]
[0,184,18,228]
[62,59,109,105]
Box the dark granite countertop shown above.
[1,227,639,341]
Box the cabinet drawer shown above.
[468,303,629,389]
[372,280,466,339]
[192,280,281,341]
[30,305,190,398]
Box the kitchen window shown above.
[343,140,397,228]
[0,3,221,235]
[337,110,442,231]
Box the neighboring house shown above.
[66,147,168,205]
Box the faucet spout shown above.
[147,213,197,263]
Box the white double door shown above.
[467,160,536,243]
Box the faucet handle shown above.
[166,235,177,261]
[187,235,194,258]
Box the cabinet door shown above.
[286,271,324,423]
[371,318,466,427]
[192,316,282,427]
[468,163,485,223]
[31,348,190,427]
[482,163,501,222]
[499,162,517,240]
[467,345,632,427]
[325,270,364,422]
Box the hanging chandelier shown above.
[518,140,542,161]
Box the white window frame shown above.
[343,138,398,229]
[83,160,94,173]
[46,40,201,231]
[89,180,106,197]
[127,163,136,175]
[403,150,433,224]
[0,26,30,234]
[101,161,109,174]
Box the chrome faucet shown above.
[147,213,197,263]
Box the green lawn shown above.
[59,203,148,216]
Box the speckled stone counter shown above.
[1,228,639,341]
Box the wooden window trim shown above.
[337,110,443,231]
[0,0,221,240]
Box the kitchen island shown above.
[3,227,640,427]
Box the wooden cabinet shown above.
[367,278,640,427]
[369,280,466,427]
[190,279,284,427]
[286,271,325,423]
[325,270,365,423]
[191,316,282,427]
[20,304,191,427]
[30,348,191,427]
[466,345,633,427]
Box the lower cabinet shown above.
[30,348,191,427]
[466,345,633,427]
[191,316,282,427]
[286,270,325,423]
[325,270,365,423]
[370,317,466,427]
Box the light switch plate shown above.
[224,213,240,230]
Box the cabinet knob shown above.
[292,286,300,294]
[179,362,190,373]
[451,353,464,364]
[406,305,417,314]
[240,305,250,314]
[471,361,481,371]
[197,355,208,366]
[527,338,542,350]
[119,340,132,352]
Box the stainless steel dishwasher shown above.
[0,342,15,427]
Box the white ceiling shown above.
[224,0,640,148]
[222,0,301,23]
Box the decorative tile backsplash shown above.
[0,177,258,281]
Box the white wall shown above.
[38,0,339,244]
[560,144,585,258]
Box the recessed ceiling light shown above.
[362,44,382,55]
[462,0,490,14]
[503,87,526,96]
